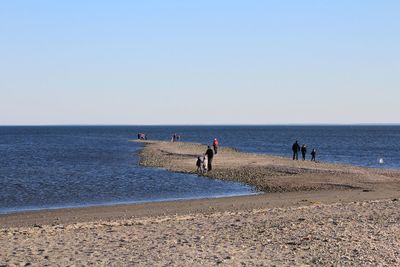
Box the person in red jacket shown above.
[213,138,219,154]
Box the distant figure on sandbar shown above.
[171,134,180,142]
[205,146,214,171]
[196,156,204,173]
[311,148,317,162]
[301,144,307,160]
[292,141,300,160]
[213,138,219,154]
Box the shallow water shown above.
[0,125,399,213]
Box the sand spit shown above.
[137,140,400,193]
[1,199,400,266]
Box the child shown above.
[196,157,203,173]
[311,148,317,162]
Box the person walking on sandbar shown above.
[292,140,300,160]
[311,148,317,162]
[205,146,214,171]
[196,156,204,173]
[213,138,219,154]
[301,144,307,160]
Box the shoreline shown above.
[1,187,399,229]
[0,190,261,217]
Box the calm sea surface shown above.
[1,126,399,214]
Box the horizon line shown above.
[1,123,400,127]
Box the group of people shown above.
[196,138,318,174]
[138,132,318,173]
[171,133,181,142]
[292,140,317,161]
[137,133,147,140]
[196,138,218,173]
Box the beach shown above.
[1,140,400,266]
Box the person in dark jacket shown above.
[311,148,317,162]
[205,146,214,171]
[292,141,300,160]
[301,144,307,160]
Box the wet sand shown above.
[1,140,400,266]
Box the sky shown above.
[1,1,399,125]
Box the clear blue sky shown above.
[1,1,399,125]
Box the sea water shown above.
[1,125,399,214]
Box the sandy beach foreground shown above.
[1,140,400,266]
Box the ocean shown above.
[1,125,399,214]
